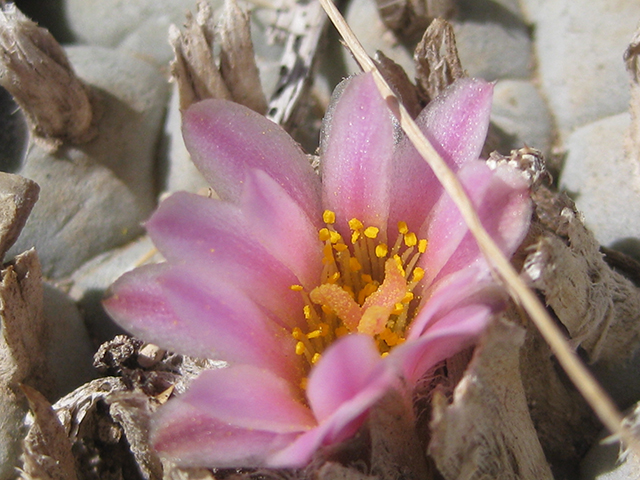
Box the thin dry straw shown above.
[318,0,640,454]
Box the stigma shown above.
[290,210,427,377]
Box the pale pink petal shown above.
[320,73,395,234]
[407,266,502,338]
[240,169,323,289]
[388,78,494,232]
[152,402,303,468]
[306,334,382,422]
[103,263,183,347]
[267,335,398,467]
[392,304,492,384]
[160,265,301,381]
[146,192,305,329]
[183,99,321,219]
[161,366,315,434]
[417,161,531,288]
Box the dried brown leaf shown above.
[414,18,464,104]
[428,318,553,480]
[20,384,78,480]
[523,189,640,365]
[219,0,268,114]
[169,1,231,111]
[374,51,422,117]
[376,0,457,40]
[0,4,96,150]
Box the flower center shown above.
[290,210,427,382]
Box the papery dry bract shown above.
[104,72,532,467]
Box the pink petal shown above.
[240,169,323,289]
[268,335,398,467]
[417,161,531,289]
[103,263,183,347]
[392,304,492,384]
[320,73,395,234]
[183,99,321,219]
[407,266,502,338]
[306,334,383,422]
[388,78,494,233]
[159,366,315,434]
[159,265,301,381]
[152,402,302,468]
[146,192,305,329]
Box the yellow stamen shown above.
[323,210,336,224]
[349,218,364,231]
[404,232,417,247]
[375,243,388,258]
[295,341,306,355]
[318,228,331,241]
[329,231,342,244]
[364,226,379,239]
[418,239,428,253]
[290,284,304,291]
[311,353,321,364]
[398,221,409,234]
[412,267,425,282]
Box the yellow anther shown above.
[300,377,308,390]
[342,285,355,297]
[361,274,373,283]
[295,341,306,355]
[349,257,362,272]
[290,284,304,291]
[311,353,321,364]
[333,243,348,252]
[321,305,333,314]
[329,231,342,244]
[335,326,348,337]
[375,243,388,258]
[392,303,404,315]
[398,221,409,234]
[323,210,336,224]
[292,327,304,340]
[318,228,331,241]
[381,352,390,358]
[412,267,425,282]
[402,292,414,303]
[418,239,428,253]
[307,330,321,339]
[364,226,379,239]
[404,232,417,247]
[303,305,312,320]
[349,218,364,231]
[328,272,341,284]
[351,231,360,244]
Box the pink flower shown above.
[104,73,531,468]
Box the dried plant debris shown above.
[169,0,267,114]
[0,172,39,262]
[20,384,78,480]
[21,336,224,480]
[219,0,268,114]
[375,0,457,40]
[374,51,422,118]
[264,0,328,128]
[0,3,96,150]
[1,249,49,394]
[414,18,465,105]
[428,317,554,480]
[523,187,640,367]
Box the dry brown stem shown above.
[0,3,96,150]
